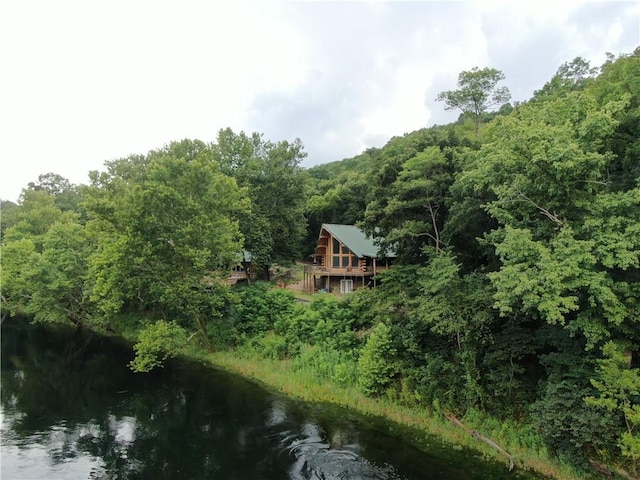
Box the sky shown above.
[1,0,639,203]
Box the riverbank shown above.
[203,349,584,480]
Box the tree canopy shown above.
[436,66,511,139]
[2,49,639,478]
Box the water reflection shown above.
[1,321,543,480]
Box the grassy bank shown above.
[203,348,585,480]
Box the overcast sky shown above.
[1,0,638,203]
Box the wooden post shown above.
[373,257,377,286]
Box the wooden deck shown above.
[302,264,390,293]
[303,265,378,277]
[225,270,248,285]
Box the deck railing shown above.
[228,270,248,280]
[304,265,387,276]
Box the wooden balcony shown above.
[225,269,248,285]
[304,265,387,277]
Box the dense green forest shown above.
[2,49,639,478]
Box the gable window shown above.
[332,237,356,269]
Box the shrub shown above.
[129,320,187,372]
[293,344,358,387]
[357,322,397,396]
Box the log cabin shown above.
[303,223,395,293]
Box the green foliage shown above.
[0,200,20,239]
[1,190,91,326]
[27,222,92,326]
[129,320,188,372]
[234,284,298,338]
[357,322,397,396]
[293,344,358,387]
[3,189,79,251]
[481,321,539,414]
[1,237,39,317]
[531,380,618,467]
[362,125,469,262]
[305,171,372,254]
[4,50,640,476]
[213,128,309,273]
[454,55,640,351]
[586,341,640,473]
[416,250,493,345]
[84,141,249,334]
[532,57,598,101]
[26,172,84,215]
[436,66,511,138]
[381,147,451,256]
[248,332,291,360]
[305,296,359,348]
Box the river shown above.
[1,320,545,480]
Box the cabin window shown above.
[331,237,354,269]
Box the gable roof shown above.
[320,223,394,258]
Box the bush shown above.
[232,283,297,338]
[293,344,358,387]
[129,320,187,372]
[357,323,397,396]
[257,332,290,360]
[530,379,618,467]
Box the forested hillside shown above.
[2,49,639,478]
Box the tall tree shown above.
[436,67,511,139]
[1,190,91,327]
[532,57,598,101]
[84,142,250,340]
[362,125,467,262]
[27,172,83,215]
[457,59,640,348]
[213,128,309,276]
[364,146,452,261]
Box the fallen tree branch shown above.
[1,295,10,324]
[444,412,515,471]
[589,458,640,480]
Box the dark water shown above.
[1,321,545,480]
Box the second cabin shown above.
[303,223,395,293]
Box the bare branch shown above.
[509,191,566,227]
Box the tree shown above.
[84,141,250,341]
[436,67,511,139]
[27,172,74,196]
[27,172,83,215]
[532,57,598,101]
[0,200,19,239]
[213,128,309,276]
[586,341,640,475]
[129,320,188,372]
[362,125,467,262]
[357,322,397,396]
[458,81,639,347]
[1,190,91,327]
[2,189,78,251]
[374,146,452,258]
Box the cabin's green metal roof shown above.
[321,224,394,258]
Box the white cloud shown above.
[1,0,638,203]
